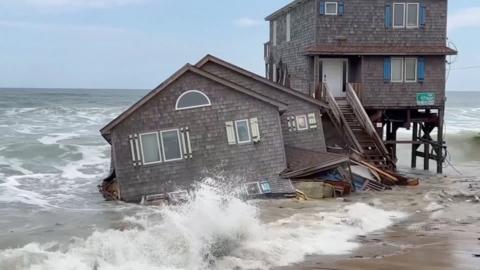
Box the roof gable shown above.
[265,0,312,21]
[100,64,287,136]
[195,54,328,108]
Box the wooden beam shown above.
[437,108,444,174]
[412,122,418,169]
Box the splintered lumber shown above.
[350,159,399,182]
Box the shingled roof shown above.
[304,45,458,56]
[281,146,350,179]
[196,54,328,109]
[265,0,310,21]
[100,64,287,137]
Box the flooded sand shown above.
[272,172,480,270]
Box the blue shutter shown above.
[384,57,391,82]
[420,5,426,28]
[418,57,425,82]
[385,4,392,28]
[319,1,325,15]
[338,2,345,16]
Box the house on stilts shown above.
[264,0,456,173]
[99,0,456,202]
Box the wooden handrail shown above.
[346,83,395,166]
[323,83,364,154]
[350,83,363,103]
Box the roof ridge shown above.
[100,63,287,136]
[196,54,328,108]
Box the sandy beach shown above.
[280,215,480,270]
[265,171,480,270]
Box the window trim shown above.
[406,3,419,28]
[272,20,277,46]
[296,115,309,131]
[235,119,252,144]
[391,58,404,83]
[392,3,406,28]
[404,57,418,83]
[139,132,162,165]
[286,13,291,42]
[325,2,338,16]
[175,90,212,111]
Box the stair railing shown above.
[323,83,364,154]
[346,83,395,168]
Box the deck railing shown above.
[346,83,396,167]
[322,83,364,154]
[350,83,364,103]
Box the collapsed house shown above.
[99,0,455,203]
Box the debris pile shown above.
[282,146,419,200]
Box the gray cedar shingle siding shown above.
[270,0,316,94]
[111,71,289,202]
[361,55,446,108]
[199,61,327,152]
[267,0,450,108]
[314,0,447,46]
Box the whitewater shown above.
[0,88,479,270]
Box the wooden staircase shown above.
[336,98,392,170]
[318,83,395,171]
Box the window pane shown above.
[326,3,337,14]
[405,59,417,81]
[141,133,161,164]
[391,59,404,82]
[176,91,210,110]
[162,130,182,161]
[296,116,308,130]
[393,4,405,27]
[407,4,418,27]
[236,120,251,143]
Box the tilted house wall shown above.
[104,66,292,202]
[196,56,328,153]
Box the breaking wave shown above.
[0,181,406,270]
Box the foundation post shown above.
[411,122,418,169]
[424,124,430,171]
[437,108,444,174]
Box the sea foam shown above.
[0,181,406,270]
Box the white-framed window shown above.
[325,2,338,15]
[235,119,251,144]
[393,3,419,29]
[393,3,405,28]
[391,58,404,82]
[406,3,419,28]
[286,13,291,42]
[272,20,277,46]
[404,58,418,82]
[139,132,162,165]
[160,129,183,162]
[175,90,211,111]
[245,182,262,196]
[391,58,418,83]
[296,115,308,131]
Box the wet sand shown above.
[279,222,480,270]
[270,172,480,270]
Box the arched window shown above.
[175,90,211,111]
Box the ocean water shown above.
[0,88,479,270]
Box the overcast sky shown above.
[0,0,478,91]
